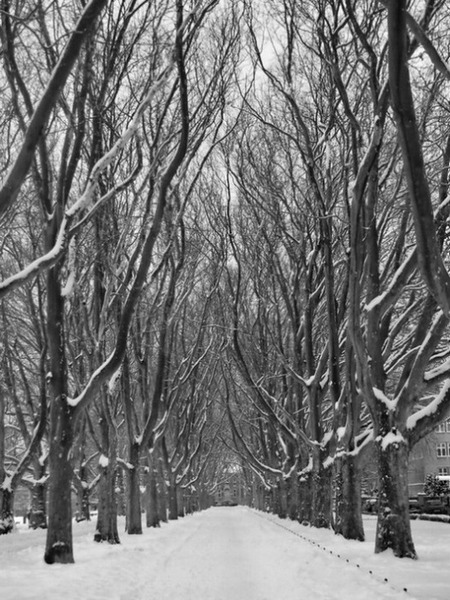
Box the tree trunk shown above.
[168,475,178,520]
[375,437,416,558]
[94,467,120,543]
[199,486,210,511]
[29,480,47,530]
[44,397,74,564]
[287,476,299,520]
[158,472,168,523]
[76,461,91,522]
[184,489,192,515]
[79,487,91,522]
[177,485,184,518]
[311,460,332,528]
[94,429,120,544]
[145,456,160,528]
[44,262,74,564]
[126,442,142,534]
[277,477,288,519]
[0,487,14,534]
[334,454,364,541]
[116,468,126,516]
[298,474,312,523]
[254,483,264,510]
[0,390,14,535]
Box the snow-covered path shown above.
[0,506,433,600]
[157,507,408,600]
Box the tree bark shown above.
[94,421,120,544]
[126,442,142,534]
[0,488,14,535]
[145,455,160,528]
[298,475,312,523]
[158,471,168,523]
[29,479,47,530]
[287,477,299,520]
[388,0,450,316]
[276,477,288,519]
[177,486,184,518]
[0,389,14,534]
[375,437,416,558]
[311,450,332,528]
[334,454,364,541]
[44,397,74,564]
[168,475,178,520]
[43,232,76,562]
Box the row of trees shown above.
[216,0,450,560]
[2,0,450,564]
[0,0,242,563]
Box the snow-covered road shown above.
[149,507,409,600]
[0,506,425,600]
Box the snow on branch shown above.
[0,65,172,300]
[67,351,115,407]
[407,380,450,431]
[424,356,450,383]
[365,249,416,317]
[373,387,397,411]
[0,0,207,301]
[0,218,68,300]
[378,430,406,451]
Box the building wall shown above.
[214,472,246,506]
[408,418,450,495]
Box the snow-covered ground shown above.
[0,507,449,600]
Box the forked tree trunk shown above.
[334,454,364,541]
[375,437,416,558]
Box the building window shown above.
[437,443,448,457]
[436,419,450,433]
[438,467,450,476]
